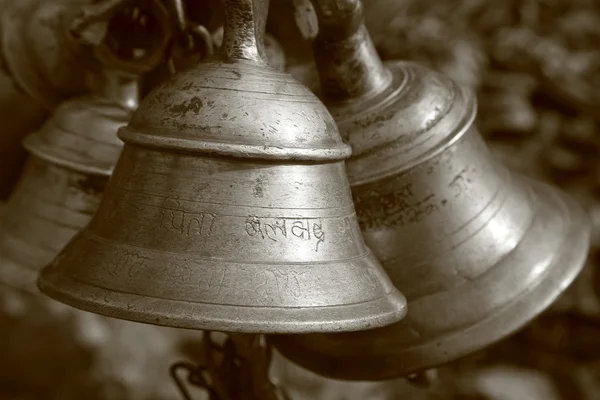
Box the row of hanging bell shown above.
[0,68,137,293]
[37,0,408,334]
[0,0,90,200]
[268,0,591,380]
[0,0,208,295]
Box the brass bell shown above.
[0,69,137,293]
[269,0,591,380]
[38,0,407,334]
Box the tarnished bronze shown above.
[269,0,591,380]
[37,0,407,334]
[0,69,137,293]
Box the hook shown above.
[170,361,219,400]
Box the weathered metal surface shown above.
[38,0,407,334]
[269,0,591,381]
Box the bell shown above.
[0,69,137,293]
[269,0,591,380]
[1,0,95,110]
[37,0,407,334]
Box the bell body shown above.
[0,94,129,292]
[1,0,92,110]
[0,67,48,200]
[38,52,406,333]
[270,61,590,379]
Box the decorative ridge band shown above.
[351,83,478,186]
[118,127,353,161]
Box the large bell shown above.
[269,0,591,380]
[38,0,407,334]
[0,70,137,293]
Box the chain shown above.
[65,0,215,76]
[163,0,215,75]
[170,332,291,400]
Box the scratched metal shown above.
[38,0,407,334]
[269,0,591,381]
[0,71,135,294]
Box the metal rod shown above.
[219,0,269,63]
[310,0,392,102]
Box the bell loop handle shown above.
[219,0,269,63]
[68,0,130,43]
[190,24,216,57]
[166,0,190,37]
[166,22,216,75]
[165,0,200,53]
[310,0,391,102]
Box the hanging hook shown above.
[163,0,216,75]
[170,361,220,400]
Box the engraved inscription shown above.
[271,269,304,299]
[206,266,228,294]
[355,166,477,230]
[361,268,379,294]
[102,249,150,278]
[192,263,310,306]
[233,268,308,306]
[160,198,216,236]
[236,269,273,306]
[449,168,473,198]
[355,183,440,230]
[341,217,355,243]
[245,216,325,252]
[168,258,193,284]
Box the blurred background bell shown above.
[38,0,407,335]
[0,7,210,397]
[0,0,99,201]
[0,68,136,293]
[269,0,591,380]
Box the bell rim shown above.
[36,268,407,333]
[269,179,590,380]
[23,135,118,177]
